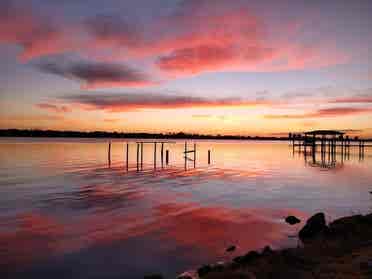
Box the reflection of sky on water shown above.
[0,139,371,278]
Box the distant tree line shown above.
[0,129,290,141]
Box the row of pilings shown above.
[107,141,212,170]
[290,133,366,162]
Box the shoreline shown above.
[173,212,372,279]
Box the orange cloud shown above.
[103,118,121,123]
[37,103,71,113]
[265,107,372,119]
[329,97,372,104]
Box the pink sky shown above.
[0,0,371,137]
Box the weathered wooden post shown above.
[312,134,316,155]
[184,142,187,170]
[140,142,143,170]
[108,141,111,166]
[161,142,164,168]
[166,150,169,165]
[136,143,139,171]
[193,143,196,168]
[126,142,129,171]
[208,150,211,165]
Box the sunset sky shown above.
[0,0,371,137]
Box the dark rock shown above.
[197,264,212,277]
[234,250,261,264]
[244,250,260,261]
[144,274,163,279]
[226,245,236,252]
[233,256,244,264]
[262,245,274,256]
[363,213,372,224]
[285,215,301,225]
[177,276,192,279]
[327,214,368,238]
[360,260,372,269]
[212,262,225,272]
[299,212,327,241]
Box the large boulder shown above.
[197,265,212,277]
[299,212,328,241]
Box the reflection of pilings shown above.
[359,140,365,161]
[154,142,157,169]
[141,142,143,170]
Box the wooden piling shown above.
[166,150,169,165]
[161,143,164,168]
[193,143,196,168]
[136,143,139,171]
[126,143,129,171]
[108,141,111,166]
[184,142,187,170]
[208,150,211,165]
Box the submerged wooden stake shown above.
[208,150,211,165]
[166,150,169,165]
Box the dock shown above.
[289,130,368,167]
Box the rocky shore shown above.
[170,212,372,279]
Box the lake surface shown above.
[1,138,371,278]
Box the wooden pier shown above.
[290,130,368,167]
[107,141,212,171]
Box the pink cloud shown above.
[64,93,270,113]
[0,0,350,84]
[0,1,81,61]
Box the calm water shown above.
[0,138,371,278]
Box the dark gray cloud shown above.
[36,60,153,88]
[84,14,141,47]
